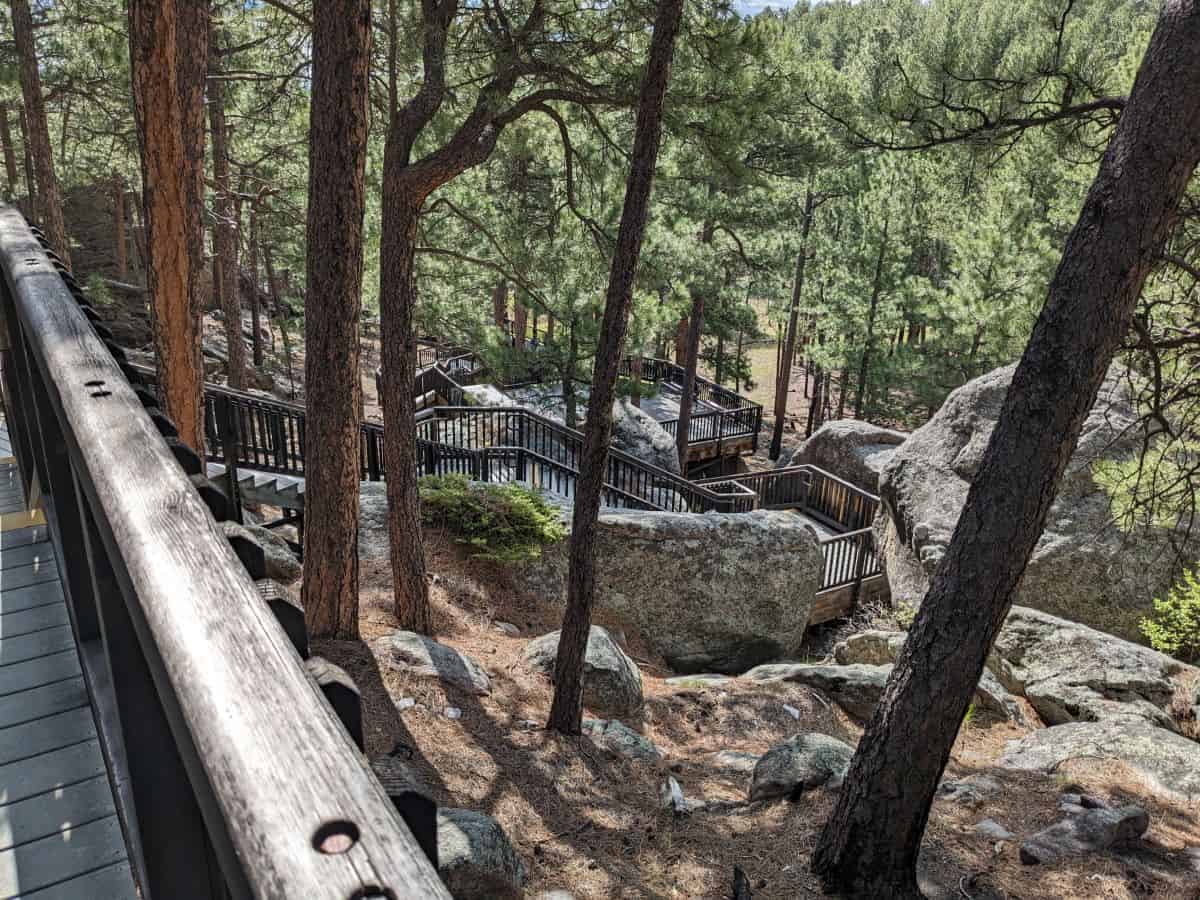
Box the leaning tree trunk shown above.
[301,0,371,641]
[208,32,248,391]
[770,188,815,459]
[812,3,1200,895]
[674,290,704,471]
[378,190,430,634]
[548,0,685,735]
[128,0,208,453]
[0,104,18,199]
[10,0,69,268]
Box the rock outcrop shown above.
[749,733,854,801]
[785,419,906,492]
[372,631,492,696]
[516,505,824,673]
[611,399,682,475]
[876,363,1194,640]
[523,626,644,717]
[582,719,662,763]
[1001,720,1200,800]
[744,663,889,720]
[1019,804,1149,865]
[437,808,527,899]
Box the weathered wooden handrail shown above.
[0,207,449,899]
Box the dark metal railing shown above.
[621,356,764,453]
[0,207,447,899]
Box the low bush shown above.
[1141,567,1200,662]
[419,473,566,563]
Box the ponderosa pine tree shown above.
[128,0,208,452]
[548,0,685,735]
[302,0,371,640]
[812,1,1200,894]
[9,0,69,268]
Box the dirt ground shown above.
[316,532,1200,900]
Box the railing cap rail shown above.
[0,206,447,898]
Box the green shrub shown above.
[418,474,566,563]
[1141,567,1200,662]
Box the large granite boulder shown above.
[743,663,890,720]
[523,626,644,716]
[749,733,855,801]
[1000,720,1200,800]
[611,399,682,475]
[787,419,906,492]
[516,504,824,674]
[358,481,390,562]
[876,363,1194,640]
[437,808,527,899]
[832,608,1193,729]
[990,606,1188,730]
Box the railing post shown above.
[217,395,243,524]
[850,529,871,608]
[365,428,381,481]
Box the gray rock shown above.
[494,621,521,637]
[1001,720,1200,800]
[611,399,682,475]
[975,819,1015,841]
[461,383,511,407]
[437,807,527,899]
[938,774,1003,807]
[1020,805,1149,865]
[517,506,823,674]
[372,631,492,696]
[876,363,1197,640]
[743,663,888,720]
[788,419,906,492]
[991,606,1187,729]
[973,669,1034,727]
[710,750,761,774]
[581,719,662,763]
[749,733,855,802]
[242,522,301,584]
[666,673,733,689]
[523,626,643,717]
[833,630,907,666]
[358,481,391,562]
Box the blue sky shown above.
[735,0,802,16]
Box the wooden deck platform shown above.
[0,453,137,899]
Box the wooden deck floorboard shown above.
[0,434,137,898]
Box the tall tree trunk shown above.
[301,0,371,640]
[265,248,296,401]
[675,216,715,470]
[812,4,1200,894]
[249,200,263,368]
[854,217,889,420]
[0,103,18,198]
[673,315,687,364]
[513,298,528,348]
[491,278,508,329]
[770,188,815,459]
[128,0,208,452]
[113,175,127,280]
[675,289,705,471]
[208,30,248,390]
[379,192,430,633]
[563,315,578,429]
[10,0,69,268]
[548,0,685,735]
[18,105,35,218]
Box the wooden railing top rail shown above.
[0,207,447,898]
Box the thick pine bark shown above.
[0,104,18,198]
[379,192,430,633]
[812,3,1200,895]
[18,106,35,216]
[265,246,297,400]
[548,0,685,735]
[209,32,248,391]
[10,0,69,268]
[301,0,371,640]
[128,0,208,452]
[673,315,687,364]
[491,278,508,329]
[770,188,814,459]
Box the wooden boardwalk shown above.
[0,441,137,898]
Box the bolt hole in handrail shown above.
[0,207,449,899]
